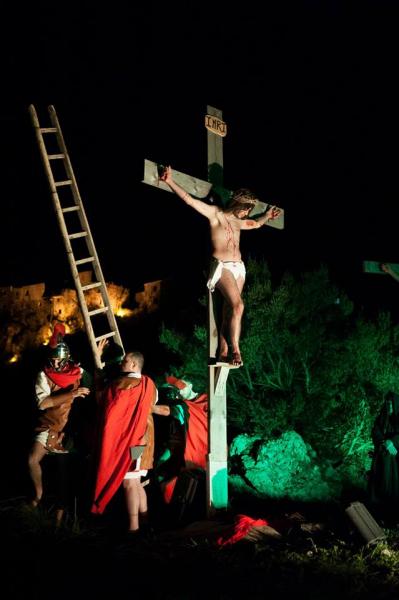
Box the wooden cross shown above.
[143,106,284,516]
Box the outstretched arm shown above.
[240,205,282,230]
[381,263,399,283]
[160,166,217,221]
[152,404,170,416]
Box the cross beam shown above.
[142,162,285,230]
[363,261,399,275]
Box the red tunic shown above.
[91,375,156,514]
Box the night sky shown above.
[2,2,399,315]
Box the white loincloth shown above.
[207,259,246,292]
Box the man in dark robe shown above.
[156,376,208,506]
[368,391,399,522]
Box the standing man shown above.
[368,391,399,524]
[156,376,208,507]
[28,323,90,510]
[160,166,280,366]
[91,348,168,533]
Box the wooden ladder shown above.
[29,104,124,368]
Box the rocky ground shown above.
[2,490,399,600]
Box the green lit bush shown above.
[161,259,399,493]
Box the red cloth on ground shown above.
[163,393,208,503]
[44,364,81,388]
[91,375,156,514]
[217,514,269,547]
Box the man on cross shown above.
[160,166,280,367]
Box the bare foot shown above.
[231,352,243,367]
[218,343,229,363]
[218,354,229,363]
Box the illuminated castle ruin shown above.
[0,273,163,363]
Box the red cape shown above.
[91,375,156,514]
[44,363,81,388]
[185,393,208,469]
[163,393,208,503]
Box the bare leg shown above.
[123,478,140,531]
[138,482,148,527]
[218,302,230,360]
[28,442,48,505]
[216,271,245,366]
[123,478,148,531]
[55,508,64,527]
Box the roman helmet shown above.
[165,375,198,400]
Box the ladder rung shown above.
[75,256,95,265]
[95,332,116,342]
[88,307,109,317]
[48,153,65,159]
[82,282,102,291]
[40,127,57,133]
[69,231,88,240]
[55,180,72,187]
[62,206,80,213]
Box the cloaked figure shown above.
[27,323,90,513]
[156,376,208,510]
[368,392,399,522]
[91,345,169,533]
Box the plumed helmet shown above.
[47,323,70,366]
[165,375,187,390]
[165,375,197,400]
[48,341,70,360]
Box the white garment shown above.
[35,430,50,447]
[207,259,246,292]
[124,455,148,480]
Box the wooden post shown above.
[206,105,226,365]
[206,106,230,515]
[206,105,225,201]
[207,365,230,512]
